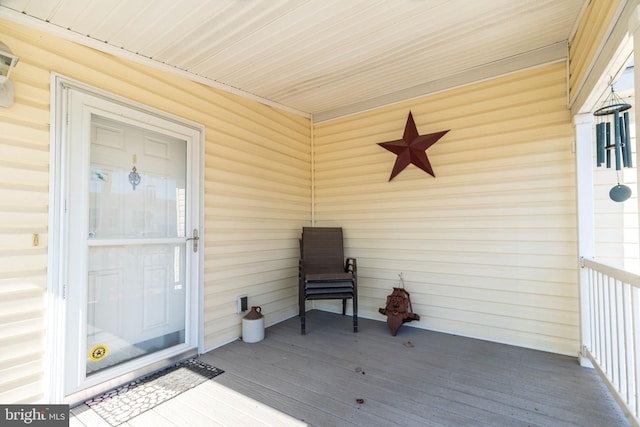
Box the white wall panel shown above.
[0,0,583,119]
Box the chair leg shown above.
[299,285,306,335]
[342,298,346,315]
[300,298,306,335]
[353,293,358,333]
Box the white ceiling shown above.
[0,0,586,122]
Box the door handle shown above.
[186,229,199,253]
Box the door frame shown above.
[46,74,205,404]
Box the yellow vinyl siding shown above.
[0,25,50,403]
[569,0,622,103]
[0,2,624,402]
[568,0,637,271]
[0,18,310,403]
[313,62,577,355]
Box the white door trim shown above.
[46,74,205,403]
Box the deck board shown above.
[72,310,630,426]
[200,311,629,427]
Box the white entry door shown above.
[58,84,202,398]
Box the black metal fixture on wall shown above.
[594,85,633,202]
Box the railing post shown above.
[574,113,595,367]
[582,259,640,425]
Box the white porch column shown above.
[630,6,640,258]
[574,113,595,368]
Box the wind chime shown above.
[594,85,633,202]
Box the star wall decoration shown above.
[378,111,449,181]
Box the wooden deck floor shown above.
[72,310,630,426]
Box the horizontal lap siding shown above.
[313,63,578,355]
[568,0,621,103]
[202,99,310,348]
[570,0,639,273]
[0,19,310,402]
[0,22,51,402]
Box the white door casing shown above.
[47,75,204,402]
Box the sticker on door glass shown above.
[90,167,109,182]
[89,344,108,361]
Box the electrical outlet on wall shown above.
[237,294,248,314]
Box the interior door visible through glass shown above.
[85,114,187,376]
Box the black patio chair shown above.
[298,227,357,334]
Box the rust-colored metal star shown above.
[378,111,449,181]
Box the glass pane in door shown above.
[88,115,187,239]
[86,244,186,374]
[86,114,188,375]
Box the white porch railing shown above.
[582,258,640,427]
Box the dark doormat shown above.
[84,358,224,426]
